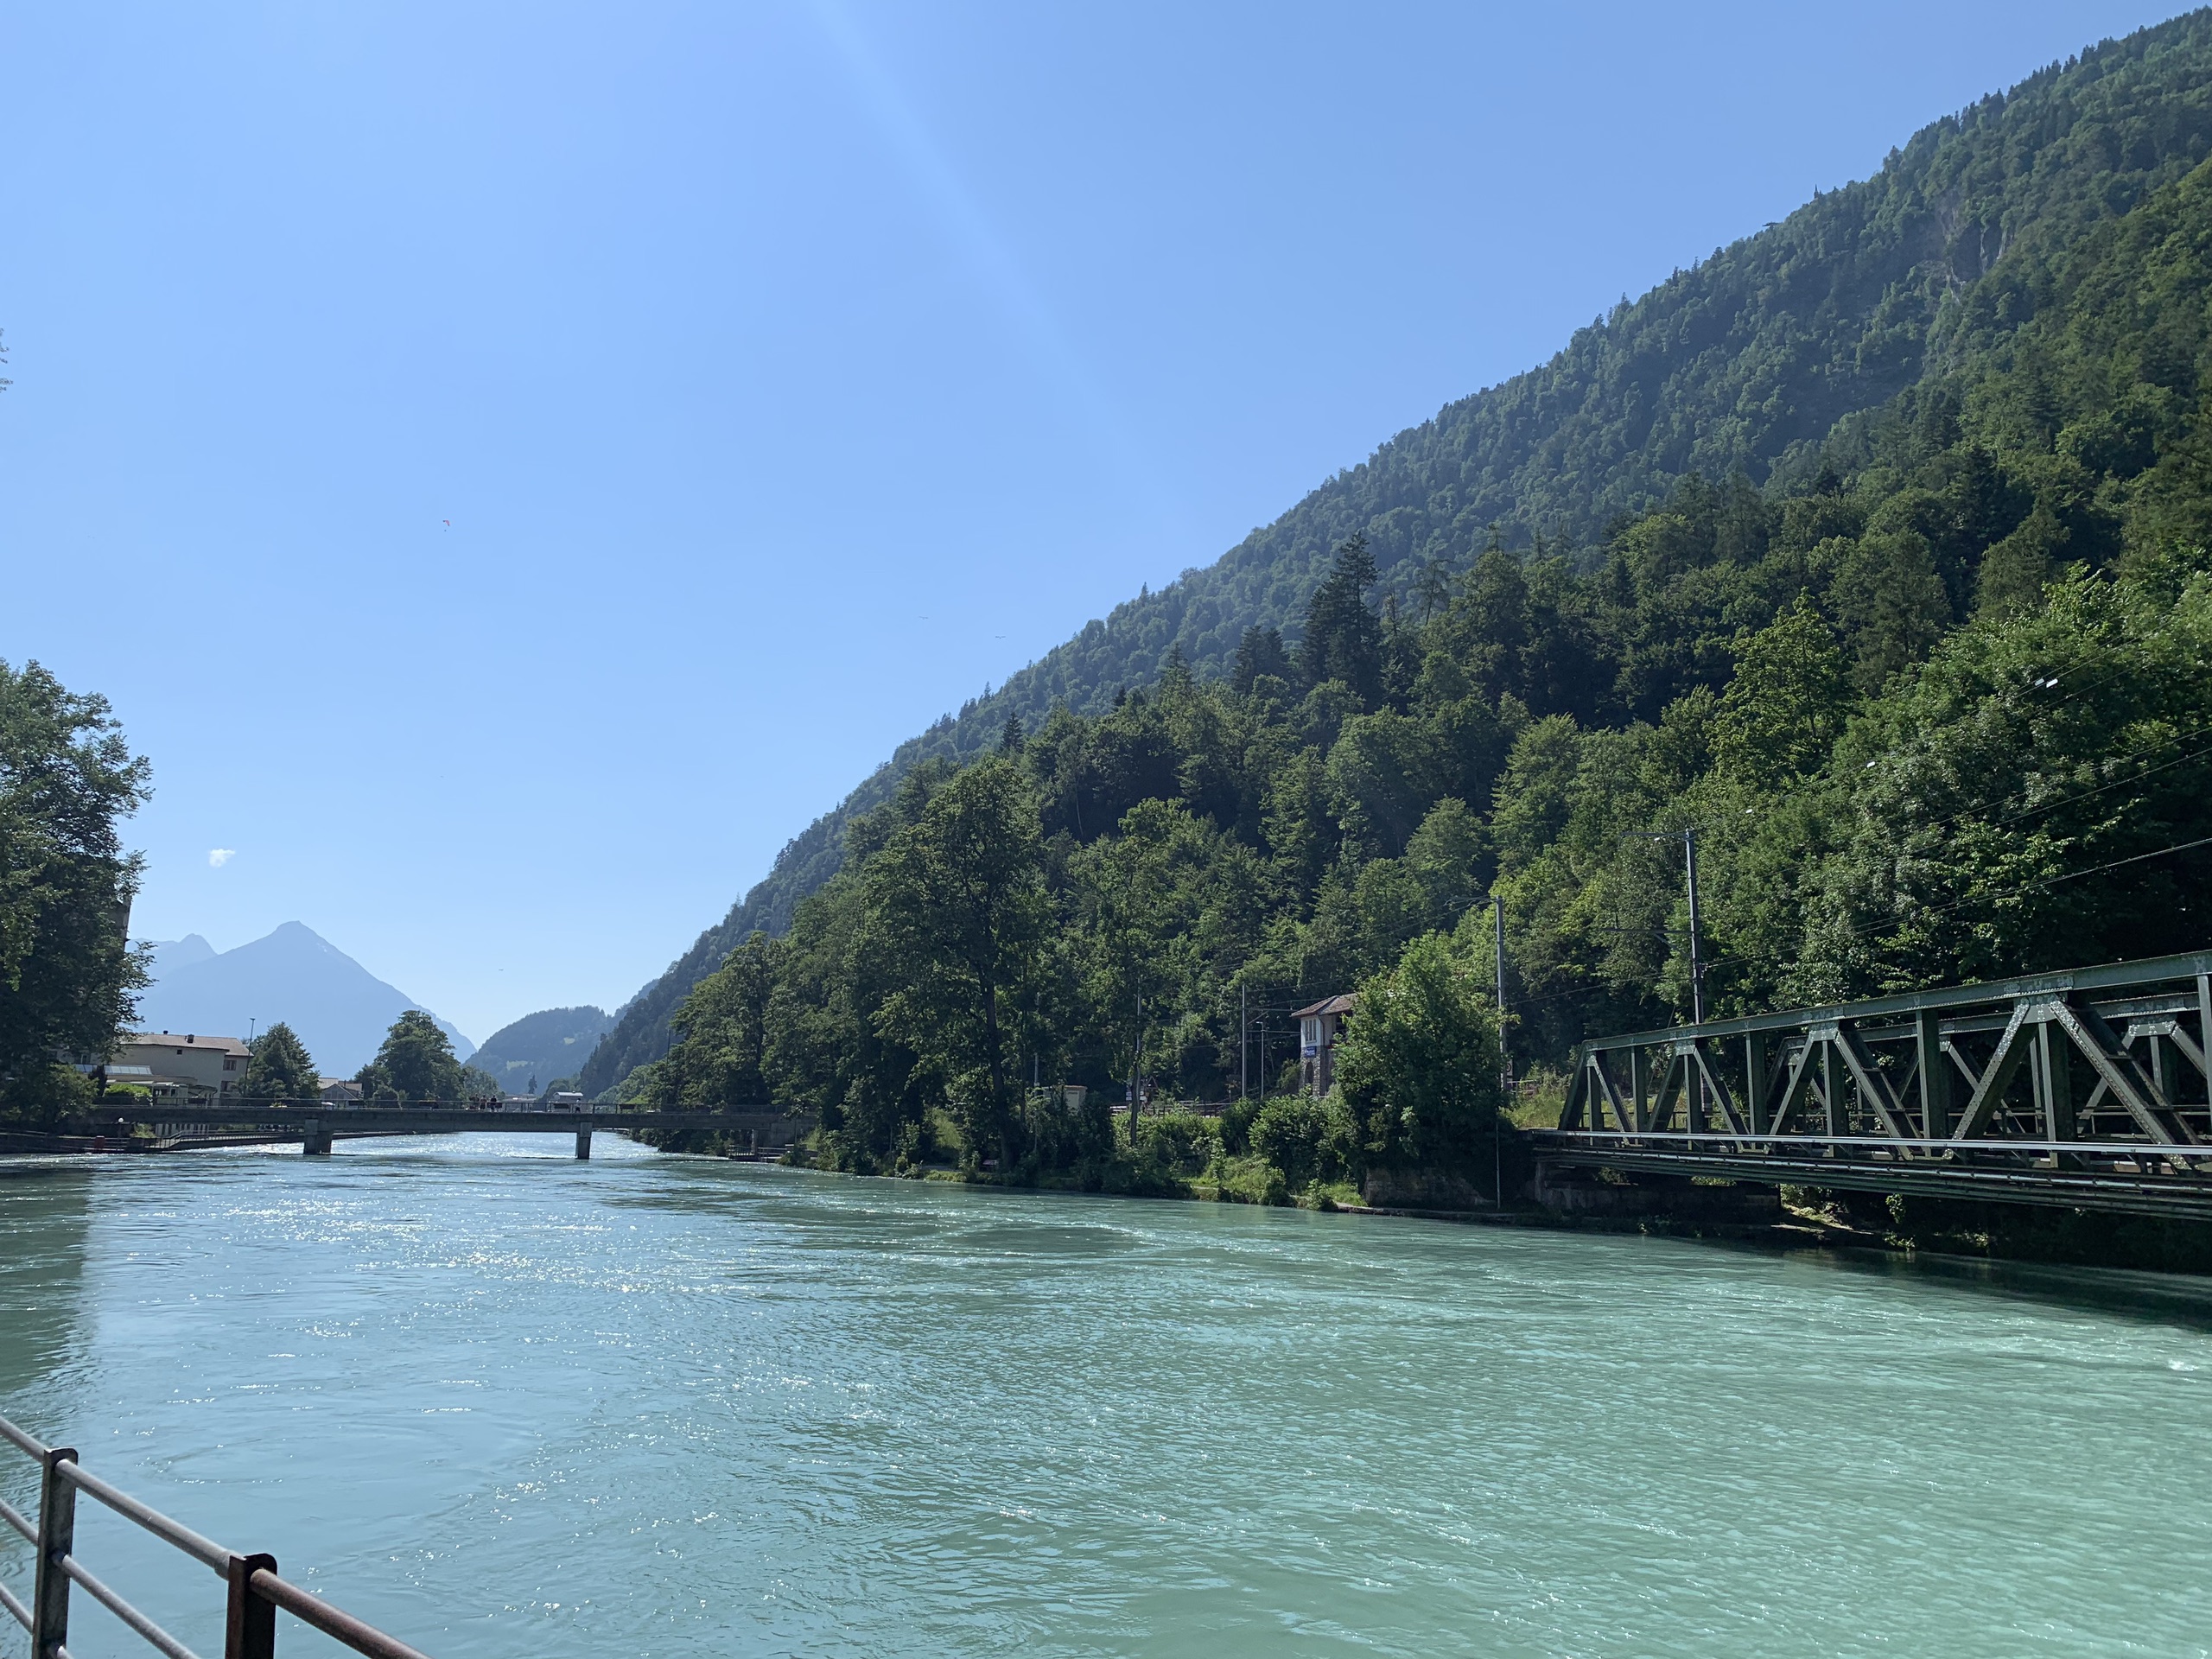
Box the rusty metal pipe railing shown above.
[57,1552,204,1659]
[245,1572,430,1659]
[0,1412,434,1659]
[54,1461,232,1574]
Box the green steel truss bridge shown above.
[1539,950,2212,1220]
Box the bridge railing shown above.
[1550,950,2212,1173]
[0,1413,430,1659]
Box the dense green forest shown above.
[631,126,2212,1197]
[585,11,2212,1099]
[467,1005,613,1096]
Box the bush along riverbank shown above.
[637,1104,2212,1279]
[657,1093,1503,1212]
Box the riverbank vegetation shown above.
[635,145,2212,1202]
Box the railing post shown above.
[32,1447,76,1659]
[226,1553,278,1659]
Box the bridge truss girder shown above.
[1548,951,2212,1217]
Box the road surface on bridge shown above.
[62,1104,813,1160]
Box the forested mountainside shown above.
[584,10,2212,1099]
[636,130,2212,1190]
[468,1004,613,1096]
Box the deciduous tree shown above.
[358,1010,467,1104]
[0,660,149,1117]
[245,1021,319,1103]
[1335,932,1503,1175]
[865,758,1051,1168]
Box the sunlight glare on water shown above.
[0,1135,2207,1656]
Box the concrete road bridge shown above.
[1537,950,2212,1220]
[61,1104,813,1160]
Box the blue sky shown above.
[0,1,2181,1044]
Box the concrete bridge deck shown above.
[63,1104,813,1160]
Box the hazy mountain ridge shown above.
[582,10,2212,1098]
[469,1005,613,1095]
[136,922,473,1077]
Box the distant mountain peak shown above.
[140,934,218,972]
[136,923,474,1074]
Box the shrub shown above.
[1249,1092,1357,1188]
[1135,1110,1222,1176]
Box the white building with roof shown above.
[111,1032,251,1099]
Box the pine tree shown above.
[1230,626,1291,694]
[1295,536,1385,706]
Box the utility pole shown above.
[1681,828,1705,1025]
[1491,897,1510,1209]
[1240,982,1248,1103]
[1624,826,1708,1136]
[1491,899,1510,1052]
[1624,828,1706,1025]
[1128,995,1147,1147]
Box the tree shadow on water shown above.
[1796,1238,2212,1335]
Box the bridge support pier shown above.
[302,1123,332,1156]
[575,1126,592,1160]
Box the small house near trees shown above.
[1293,994,1357,1095]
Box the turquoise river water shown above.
[0,1134,2207,1657]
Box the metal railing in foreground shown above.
[0,1414,430,1659]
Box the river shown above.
[0,1135,2206,1657]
